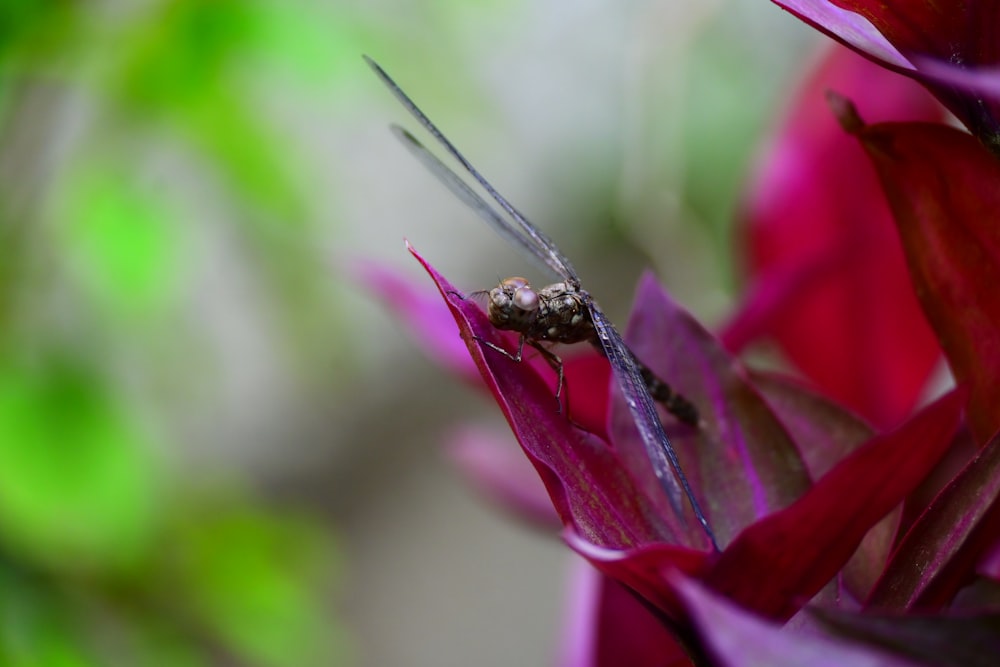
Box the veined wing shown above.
[590,306,719,551]
[365,55,580,286]
[390,125,561,280]
[369,54,718,551]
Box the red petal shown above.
[867,426,1000,610]
[563,353,613,442]
[619,274,812,548]
[854,121,1000,445]
[410,244,673,547]
[772,0,1000,139]
[566,531,710,619]
[727,46,944,429]
[704,389,965,620]
[558,561,691,667]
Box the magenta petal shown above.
[356,258,478,382]
[674,576,921,667]
[558,560,690,667]
[704,389,965,621]
[851,121,1000,446]
[616,273,811,548]
[409,244,674,547]
[912,59,1000,101]
[772,0,911,70]
[867,427,1000,610]
[446,425,560,530]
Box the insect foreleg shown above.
[472,335,567,414]
[527,340,566,414]
[472,333,526,363]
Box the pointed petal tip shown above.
[826,90,865,134]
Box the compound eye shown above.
[513,286,539,311]
[501,276,530,290]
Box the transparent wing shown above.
[366,55,580,286]
[590,306,718,550]
[390,126,561,279]
[369,54,717,550]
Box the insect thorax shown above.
[487,276,594,344]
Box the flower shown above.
[372,21,1000,662]
[393,242,963,659]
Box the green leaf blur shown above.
[0,0,351,664]
[61,167,177,317]
[0,362,158,570]
[160,506,345,667]
[111,0,305,221]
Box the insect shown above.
[365,56,718,551]
[480,276,699,426]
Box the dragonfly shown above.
[365,56,718,551]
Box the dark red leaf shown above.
[853,121,1000,445]
[867,426,1000,610]
[953,577,1000,607]
[704,389,965,621]
[749,371,874,480]
[750,371,894,600]
[410,244,675,547]
[979,539,1000,581]
[812,606,1000,667]
[674,576,921,667]
[726,46,943,429]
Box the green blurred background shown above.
[0,0,814,665]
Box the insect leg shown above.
[472,334,568,414]
[473,333,526,363]
[526,340,568,414]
